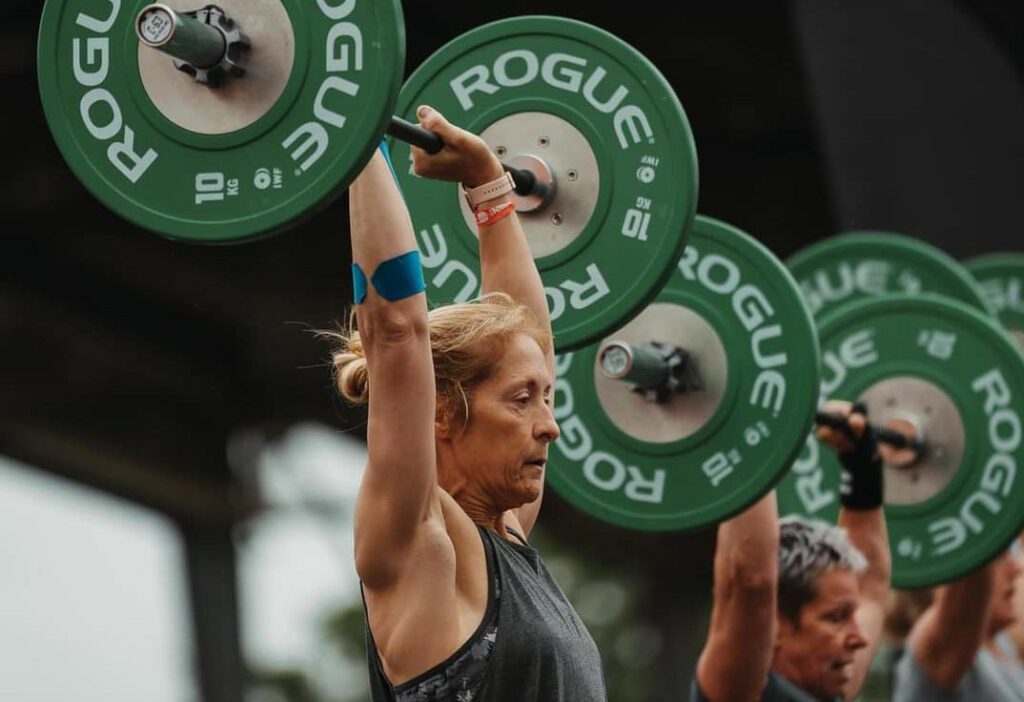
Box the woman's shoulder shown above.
[436,488,489,552]
[437,487,474,530]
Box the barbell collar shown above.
[598,339,702,403]
[600,340,669,387]
[136,3,227,70]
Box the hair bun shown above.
[335,350,369,405]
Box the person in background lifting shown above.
[693,401,892,702]
[891,545,1024,701]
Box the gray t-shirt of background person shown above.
[893,640,1024,702]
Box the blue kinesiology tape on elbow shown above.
[370,250,426,301]
[352,263,368,304]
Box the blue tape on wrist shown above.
[352,263,367,304]
[371,250,426,301]
[378,139,403,197]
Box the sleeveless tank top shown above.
[364,526,608,701]
[894,641,1024,702]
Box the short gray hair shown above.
[777,516,867,624]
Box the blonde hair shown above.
[325,293,551,426]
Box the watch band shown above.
[461,172,515,209]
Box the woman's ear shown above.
[435,405,453,439]
[436,392,470,439]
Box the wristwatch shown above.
[461,171,515,210]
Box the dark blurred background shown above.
[2,1,1022,701]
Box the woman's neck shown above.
[459,493,507,534]
[439,473,507,534]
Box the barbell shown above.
[548,223,1024,588]
[37,0,1024,588]
[38,0,698,352]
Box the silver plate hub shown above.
[593,303,728,444]
[460,112,599,259]
[859,376,966,506]
[138,0,294,135]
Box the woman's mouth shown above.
[831,659,853,680]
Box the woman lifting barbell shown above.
[327,105,606,701]
[326,105,888,702]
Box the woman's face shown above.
[443,333,559,511]
[774,568,867,700]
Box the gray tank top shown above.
[364,526,608,701]
[893,644,1024,702]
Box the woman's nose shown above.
[537,405,561,442]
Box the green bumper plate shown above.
[548,216,819,531]
[392,16,698,351]
[965,253,1024,348]
[38,0,403,242]
[788,232,992,320]
[777,295,1024,588]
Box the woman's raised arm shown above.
[412,107,554,536]
[349,148,440,590]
